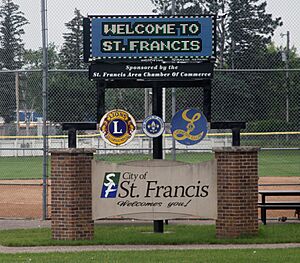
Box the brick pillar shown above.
[214,147,260,238]
[50,148,96,240]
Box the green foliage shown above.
[0,0,28,70]
[48,72,96,122]
[24,43,60,69]
[212,73,254,121]
[105,88,145,120]
[23,72,43,115]
[0,0,29,123]
[59,8,86,69]
[0,73,15,122]
[227,0,282,69]
[151,0,282,69]
[248,119,299,132]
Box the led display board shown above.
[84,15,216,61]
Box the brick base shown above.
[214,147,260,238]
[50,148,95,240]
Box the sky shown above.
[13,0,300,52]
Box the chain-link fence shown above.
[0,0,299,219]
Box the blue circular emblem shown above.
[142,115,165,138]
[171,109,208,145]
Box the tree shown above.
[24,42,60,70]
[0,0,28,69]
[48,73,96,123]
[151,0,282,69]
[60,8,86,69]
[151,1,228,67]
[152,0,208,14]
[227,0,282,69]
[0,0,28,123]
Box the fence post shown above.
[41,0,49,221]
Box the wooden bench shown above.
[259,190,300,225]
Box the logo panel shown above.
[100,172,121,198]
[171,108,208,145]
[99,109,136,146]
[142,115,165,138]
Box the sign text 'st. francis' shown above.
[84,15,216,61]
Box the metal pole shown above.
[232,128,241,147]
[162,87,166,159]
[152,83,163,233]
[15,72,19,135]
[96,80,106,123]
[152,85,163,159]
[41,0,49,220]
[171,0,176,161]
[144,88,149,118]
[203,81,212,122]
[171,88,176,160]
[285,31,290,123]
[68,128,77,148]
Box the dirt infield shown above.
[0,180,48,219]
[0,177,299,220]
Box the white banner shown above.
[92,159,217,220]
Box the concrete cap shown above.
[213,146,260,153]
[49,148,96,154]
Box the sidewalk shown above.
[1,243,300,254]
[0,219,50,230]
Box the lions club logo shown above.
[100,172,120,198]
[171,109,208,145]
[142,115,165,138]
[99,109,136,146]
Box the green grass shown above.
[94,151,300,177]
[1,224,300,247]
[0,150,299,179]
[259,151,300,177]
[1,224,300,262]
[0,156,45,179]
[95,152,214,163]
[1,249,300,263]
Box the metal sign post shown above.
[152,83,164,233]
[96,80,106,123]
[62,123,97,148]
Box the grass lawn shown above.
[0,150,299,179]
[1,249,300,263]
[1,224,300,247]
[1,224,300,262]
[0,156,44,179]
[259,150,300,177]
